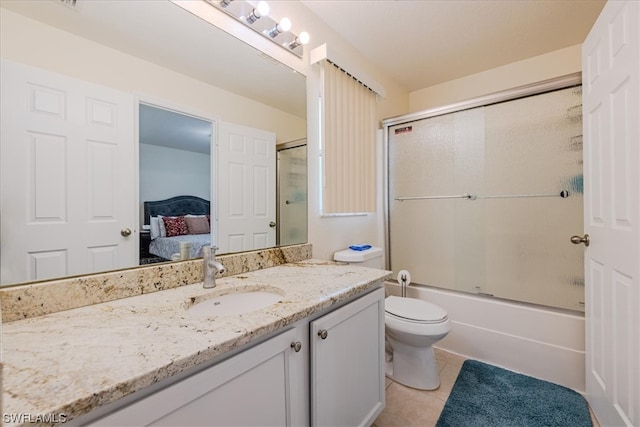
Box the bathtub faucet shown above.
[203,245,225,289]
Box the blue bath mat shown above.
[436,360,592,427]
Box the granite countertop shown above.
[1,260,391,426]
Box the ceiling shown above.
[301,0,606,92]
[139,104,212,154]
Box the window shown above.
[320,60,377,214]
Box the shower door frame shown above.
[381,72,582,279]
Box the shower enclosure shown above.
[276,140,308,246]
[384,76,585,312]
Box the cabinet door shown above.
[91,327,305,426]
[310,287,385,427]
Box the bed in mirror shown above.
[0,0,307,287]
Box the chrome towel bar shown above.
[395,190,570,202]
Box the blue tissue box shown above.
[349,244,372,251]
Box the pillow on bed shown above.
[150,216,162,240]
[185,216,210,234]
[162,216,188,237]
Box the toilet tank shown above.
[333,246,384,269]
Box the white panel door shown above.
[0,60,136,284]
[218,122,276,253]
[582,1,639,426]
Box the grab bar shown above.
[395,190,570,202]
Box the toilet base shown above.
[387,340,440,390]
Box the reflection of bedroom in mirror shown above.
[138,103,214,265]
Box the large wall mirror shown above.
[0,0,307,287]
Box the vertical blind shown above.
[321,60,377,214]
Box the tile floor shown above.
[373,348,464,427]
[373,348,600,427]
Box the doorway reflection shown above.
[138,103,213,264]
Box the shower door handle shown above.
[570,234,590,247]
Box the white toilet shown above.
[384,295,450,390]
[333,247,451,391]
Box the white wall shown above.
[209,0,409,261]
[410,45,582,112]
[276,2,408,261]
[139,144,211,225]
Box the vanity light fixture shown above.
[245,1,269,24]
[205,0,310,57]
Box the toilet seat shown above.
[385,296,448,324]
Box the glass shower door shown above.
[387,84,584,311]
[277,143,307,246]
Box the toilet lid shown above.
[385,296,448,323]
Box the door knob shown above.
[570,234,590,247]
[120,228,132,237]
[269,221,276,228]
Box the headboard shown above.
[143,195,210,225]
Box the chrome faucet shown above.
[203,245,225,289]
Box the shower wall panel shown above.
[388,85,584,311]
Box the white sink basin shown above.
[187,288,284,318]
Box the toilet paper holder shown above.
[397,270,411,298]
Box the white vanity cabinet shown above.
[87,286,385,427]
[310,287,386,427]
[90,327,307,426]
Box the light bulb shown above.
[279,17,292,32]
[256,1,269,17]
[246,1,269,24]
[267,17,292,38]
[288,32,310,50]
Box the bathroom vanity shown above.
[1,255,390,426]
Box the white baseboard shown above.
[385,282,586,392]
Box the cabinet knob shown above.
[290,341,302,352]
[318,329,328,340]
